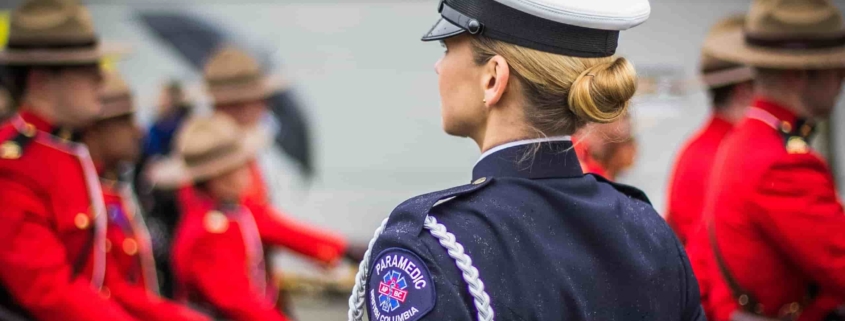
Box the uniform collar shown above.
[472,136,583,181]
[749,98,799,128]
[710,114,734,132]
[18,110,54,133]
[17,109,76,140]
[748,97,815,139]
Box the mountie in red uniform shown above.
[172,187,347,321]
[698,98,845,321]
[666,115,733,246]
[100,179,209,321]
[666,115,734,319]
[0,112,136,321]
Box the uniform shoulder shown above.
[380,178,494,238]
[590,174,651,205]
[0,120,37,161]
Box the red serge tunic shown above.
[0,111,136,321]
[697,99,845,321]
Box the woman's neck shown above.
[473,109,535,153]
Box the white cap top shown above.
[494,0,651,31]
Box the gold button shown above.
[104,239,112,253]
[789,302,800,313]
[781,121,792,133]
[738,294,749,306]
[123,239,138,256]
[472,177,487,185]
[0,141,21,160]
[204,211,229,234]
[74,213,90,230]
[100,286,111,299]
[22,124,36,138]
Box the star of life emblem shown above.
[378,270,409,312]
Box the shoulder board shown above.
[386,177,493,235]
[0,123,37,160]
[590,174,652,205]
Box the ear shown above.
[481,55,510,108]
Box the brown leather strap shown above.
[71,225,96,279]
[708,218,762,314]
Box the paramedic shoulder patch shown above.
[368,248,435,321]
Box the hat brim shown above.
[701,66,754,88]
[144,125,268,190]
[421,17,466,42]
[208,74,287,105]
[704,29,845,69]
[0,42,130,66]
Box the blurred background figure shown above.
[134,80,195,299]
[573,112,638,181]
[143,80,193,160]
[696,0,845,320]
[664,15,753,321]
[171,114,337,321]
[80,70,209,321]
[0,0,138,320]
[0,87,13,122]
[665,15,753,247]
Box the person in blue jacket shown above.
[348,0,706,320]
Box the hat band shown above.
[745,33,845,50]
[6,38,98,50]
[206,74,263,87]
[442,0,619,57]
[184,141,242,168]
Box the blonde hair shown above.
[470,36,637,135]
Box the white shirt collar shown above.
[475,136,572,166]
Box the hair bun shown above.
[567,57,637,124]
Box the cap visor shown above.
[421,17,465,41]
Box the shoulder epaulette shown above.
[591,174,652,205]
[387,177,493,235]
[0,123,37,160]
[778,119,814,155]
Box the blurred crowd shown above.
[0,0,843,320]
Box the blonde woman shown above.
[348,0,705,320]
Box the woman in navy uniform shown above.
[348,0,706,320]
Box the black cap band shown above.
[442,0,619,57]
[745,32,845,50]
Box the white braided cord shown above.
[347,215,495,321]
[424,216,494,321]
[348,217,389,321]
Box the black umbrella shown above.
[136,11,314,178]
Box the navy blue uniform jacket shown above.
[365,139,705,321]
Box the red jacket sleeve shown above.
[249,202,347,264]
[188,228,289,321]
[752,155,845,295]
[0,178,137,321]
[104,248,210,321]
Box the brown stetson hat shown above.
[179,114,258,183]
[704,0,845,70]
[700,15,754,88]
[97,70,134,120]
[203,46,286,106]
[145,113,267,189]
[0,0,121,65]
